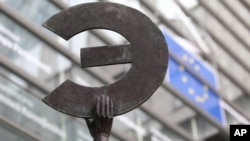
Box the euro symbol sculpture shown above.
[43,2,168,141]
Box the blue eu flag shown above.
[164,31,226,125]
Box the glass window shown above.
[234,95,250,117]
[70,65,104,87]
[0,69,121,141]
[0,13,72,86]
[179,116,218,140]
[113,108,187,141]
[2,0,59,25]
[2,0,70,46]
[0,122,34,141]
[0,1,229,141]
[0,74,67,140]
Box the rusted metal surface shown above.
[43,2,168,118]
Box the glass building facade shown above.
[0,0,249,141]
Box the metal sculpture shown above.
[43,2,168,141]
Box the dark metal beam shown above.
[138,0,184,37]
[173,0,250,129]
[140,106,198,141]
[0,55,52,95]
[137,1,230,139]
[170,52,250,122]
[0,115,43,141]
[140,0,210,58]
[174,1,250,125]
[238,0,250,13]
[200,0,250,51]
[219,0,250,33]
[141,1,231,138]
[0,45,128,141]
[161,82,229,139]
[140,0,250,138]
[138,0,250,138]
[205,28,250,96]
[175,1,250,96]
[199,0,250,72]
[0,1,111,86]
[0,2,128,141]
[135,0,232,139]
